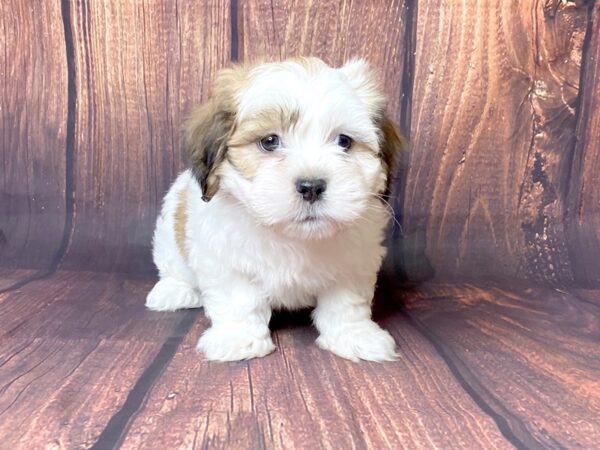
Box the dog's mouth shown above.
[298,215,319,223]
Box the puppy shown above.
[146,57,404,362]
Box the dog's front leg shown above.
[312,284,397,362]
[196,277,275,361]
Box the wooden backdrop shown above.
[1,0,599,287]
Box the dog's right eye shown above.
[258,135,281,152]
[335,134,353,151]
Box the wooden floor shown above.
[0,270,598,449]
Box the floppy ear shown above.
[377,115,406,198]
[185,68,243,201]
[338,58,386,115]
[340,59,405,196]
[185,106,233,201]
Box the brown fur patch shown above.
[185,66,247,201]
[224,104,300,180]
[229,106,300,147]
[174,187,188,258]
[225,105,300,179]
[226,147,261,179]
[377,115,406,196]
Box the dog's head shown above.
[185,57,403,240]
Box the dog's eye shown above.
[259,134,281,152]
[336,134,353,150]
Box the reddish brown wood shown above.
[0,271,181,341]
[59,0,232,273]
[566,3,600,286]
[0,271,185,449]
[0,269,37,291]
[402,0,590,284]
[2,0,599,288]
[0,338,166,448]
[0,1,67,269]
[403,282,600,449]
[120,308,511,449]
[2,271,598,448]
[2,2,600,448]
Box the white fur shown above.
[147,59,398,362]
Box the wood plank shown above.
[403,283,600,449]
[566,3,600,286]
[118,304,511,448]
[1,271,598,448]
[573,288,600,306]
[60,0,231,273]
[0,269,37,292]
[0,337,165,449]
[0,271,180,341]
[240,0,410,123]
[401,0,589,283]
[0,271,190,449]
[0,1,67,269]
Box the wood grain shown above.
[0,338,165,449]
[2,0,599,287]
[1,271,598,448]
[566,2,600,287]
[59,0,231,273]
[401,0,590,284]
[120,307,511,449]
[403,282,600,449]
[0,1,67,269]
[0,269,37,291]
[240,0,410,125]
[0,271,180,341]
[0,271,186,449]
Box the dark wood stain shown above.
[91,309,200,450]
[566,3,600,287]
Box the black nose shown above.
[296,178,327,204]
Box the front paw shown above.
[197,323,276,361]
[316,320,397,362]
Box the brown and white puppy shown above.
[147,57,404,362]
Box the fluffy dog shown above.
[146,57,403,362]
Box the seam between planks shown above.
[0,0,77,295]
[89,310,200,450]
[391,0,418,278]
[230,0,239,61]
[563,0,596,211]
[400,306,552,450]
[91,3,242,446]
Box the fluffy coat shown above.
[146,57,403,362]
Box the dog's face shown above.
[186,58,402,240]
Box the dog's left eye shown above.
[336,134,353,150]
[259,134,281,152]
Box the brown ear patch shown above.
[378,115,406,197]
[185,67,246,201]
[186,108,234,201]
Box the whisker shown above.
[366,192,403,233]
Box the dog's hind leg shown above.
[146,191,202,311]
